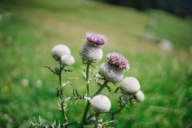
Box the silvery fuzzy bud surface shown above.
[135,90,145,102]
[80,43,103,62]
[119,77,140,93]
[51,44,71,61]
[99,62,124,83]
[61,54,75,66]
[90,95,111,113]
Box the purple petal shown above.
[107,52,130,70]
[86,32,107,46]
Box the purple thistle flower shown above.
[86,32,107,47]
[107,52,130,70]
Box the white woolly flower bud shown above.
[119,77,140,93]
[61,54,75,66]
[99,62,124,83]
[80,43,103,62]
[90,95,111,113]
[135,90,145,102]
[51,44,71,61]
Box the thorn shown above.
[73,89,75,96]
[75,89,79,96]
[44,66,58,75]
[64,69,72,72]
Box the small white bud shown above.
[135,90,145,102]
[90,95,111,113]
[61,54,75,66]
[119,77,140,93]
[51,44,71,61]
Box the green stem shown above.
[109,105,125,114]
[86,62,90,96]
[61,99,68,128]
[79,80,108,128]
[94,113,100,128]
[79,101,90,128]
[78,62,91,128]
[105,105,126,126]
[58,61,68,128]
[59,61,63,95]
[92,80,108,98]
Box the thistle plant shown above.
[29,32,145,128]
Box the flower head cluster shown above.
[51,44,75,66]
[40,31,145,128]
[107,52,129,70]
[86,32,107,47]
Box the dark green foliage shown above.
[94,0,192,16]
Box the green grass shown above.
[147,10,192,50]
[0,0,192,128]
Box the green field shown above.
[0,0,192,128]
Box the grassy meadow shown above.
[0,0,192,127]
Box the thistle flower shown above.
[51,44,71,61]
[61,54,75,66]
[135,90,145,102]
[99,53,129,83]
[107,52,129,70]
[90,95,111,113]
[119,77,140,93]
[99,62,124,83]
[80,32,107,62]
[86,32,107,47]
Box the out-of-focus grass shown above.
[0,0,192,128]
[147,10,192,50]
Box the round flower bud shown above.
[80,43,103,62]
[99,62,124,83]
[122,93,130,101]
[90,95,111,113]
[135,90,145,102]
[119,77,140,93]
[61,54,75,66]
[51,44,71,61]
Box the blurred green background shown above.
[0,0,192,127]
